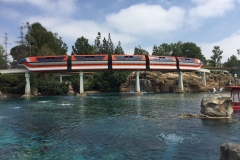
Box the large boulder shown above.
[220,143,240,160]
[200,94,233,117]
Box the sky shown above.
[0,0,240,63]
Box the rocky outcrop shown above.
[20,94,34,98]
[200,94,233,117]
[220,143,240,160]
[120,71,232,93]
[32,87,41,96]
[0,90,7,99]
[179,94,233,119]
[68,84,74,94]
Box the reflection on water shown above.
[0,92,239,159]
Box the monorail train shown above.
[17,54,203,72]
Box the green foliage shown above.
[25,22,67,56]
[38,81,68,95]
[134,45,149,55]
[10,45,29,68]
[181,42,206,64]
[92,71,130,92]
[0,74,25,94]
[99,33,114,54]
[151,41,207,64]
[114,41,124,54]
[169,41,183,56]
[63,75,94,92]
[0,45,8,69]
[152,43,171,56]
[93,32,101,54]
[223,55,240,69]
[208,46,223,67]
[72,36,93,54]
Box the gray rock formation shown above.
[120,71,232,93]
[220,143,240,160]
[68,84,74,94]
[200,94,233,117]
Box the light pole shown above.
[234,73,237,86]
[233,66,238,86]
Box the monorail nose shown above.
[18,58,27,64]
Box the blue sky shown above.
[0,0,240,63]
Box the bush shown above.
[0,74,25,94]
[38,80,68,95]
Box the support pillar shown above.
[201,72,206,87]
[25,72,31,95]
[21,72,33,98]
[178,71,184,91]
[77,71,86,96]
[59,75,62,82]
[135,71,143,95]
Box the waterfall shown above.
[130,79,151,92]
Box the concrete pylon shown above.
[59,75,62,82]
[201,72,206,87]
[77,71,86,96]
[25,72,31,95]
[178,71,184,91]
[135,71,143,95]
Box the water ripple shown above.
[156,131,202,144]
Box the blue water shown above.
[0,92,239,160]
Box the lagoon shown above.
[0,92,239,159]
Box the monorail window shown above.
[114,56,124,61]
[152,57,173,61]
[74,56,105,61]
[36,57,65,62]
[179,58,195,63]
[125,56,134,61]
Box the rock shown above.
[200,94,233,117]
[68,84,74,94]
[20,94,34,98]
[32,87,39,96]
[76,93,87,97]
[220,143,240,160]
[0,90,2,98]
[120,71,232,93]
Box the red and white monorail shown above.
[17,54,203,72]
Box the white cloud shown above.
[0,7,21,19]
[106,3,185,36]
[188,0,235,27]
[199,29,240,63]
[0,0,77,15]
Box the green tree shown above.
[25,22,67,56]
[181,42,206,65]
[93,32,101,54]
[100,37,108,54]
[223,55,240,68]
[72,36,93,55]
[107,33,114,54]
[0,45,8,69]
[152,45,159,55]
[170,41,183,56]
[0,74,25,93]
[114,41,124,54]
[10,45,29,68]
[134,45,149,55]
[93,71,130,92]
[152,43,171,56]
[209,46,223,67]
